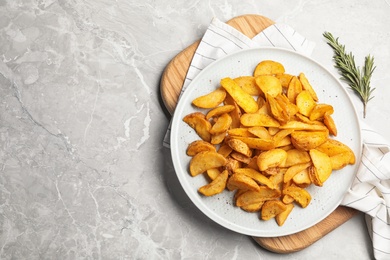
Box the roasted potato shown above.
[283,186,312,208]
[183,112,212,142]
[220,77,259,113]
[192,87,226,108]
[235,188,281,207]
[255,75,283,98]
[189,151,227,176]
[253,60,285,76]
[198,170,228,196]
[257,149,288,171]
[261,200,287,221]
[186,140,216,156]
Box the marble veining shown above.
[1,0,389,259]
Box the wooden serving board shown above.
[160,14,358,253]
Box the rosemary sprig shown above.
[323,31,376,118]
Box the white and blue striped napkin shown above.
[341,120,390,260]
[163,17,390,259]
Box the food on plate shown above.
[182,59,355,226]
[253,60,285,77]
[198,170,229,196]
[192,87,226,108]
[189,151,227,177]
[183,112,212,142]
[220,77,259,113]
[261,200,288,221]
[186,140,216,156]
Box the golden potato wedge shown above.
[210,131,227,145]
[183,112,212,142]
[284,162,312,183]
[217,143,233,157]
[275,136,291,147]
[227,128,255,137]
[282,194,295,204]
[267,93,288,124]
[248,126,273,140]
[192,87,226,108]
[309,104,334,121]
[224,157,242,174]
[240,201,265,212]
[330,152,354,170]
[292,168,312,186]
[267,127,280,136]
[189,151,227,177]
[324,113,338,136]
[299,72,318,101]
[227,138,252,157]
[294,113,325,126]
[240,113,280,127]
[235,188,281,207]
[269,170,285,191]
[296,90,316,117]
[234,168,274,189]
[280,120,328,131]
[283,186,312,208]
[257,149,288,171]
[316,139,355,164]
[280,149,311,167]
[253,60,285,76]
[276,203,294,226]
[186,140,216,156]
[206,168,221,180]
[255,75,283,98]
[230,151,252,164]
[198,170,228,196]
[275,94,299,119]
[264,166,286,176]
[261,200,287,221]
[233,76,262,96]
[273,129,294,147]
[223,93,242,129]
[246,156,259,171]
[257,95,267,110]
[233,189,246,203]
[278,144,295,151]
[226,172,261,192]
[291,131,328,151]
[308,165,322,186]
[275,73,293,88]
[287,76,302,103]
[210,113,232,134]
[257,99,272,115]
[220,77,259,113]
[206,105,235,120]
[309,149,332,184]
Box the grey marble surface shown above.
[1,0,390,259]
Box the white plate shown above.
[170,47,362,237]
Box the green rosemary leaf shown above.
[323,32,376,118]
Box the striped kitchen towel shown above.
[341,120,390,260]
[162,17,390,259]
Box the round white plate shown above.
[170,47,362,237]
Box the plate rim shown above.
[170,46,362,237]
